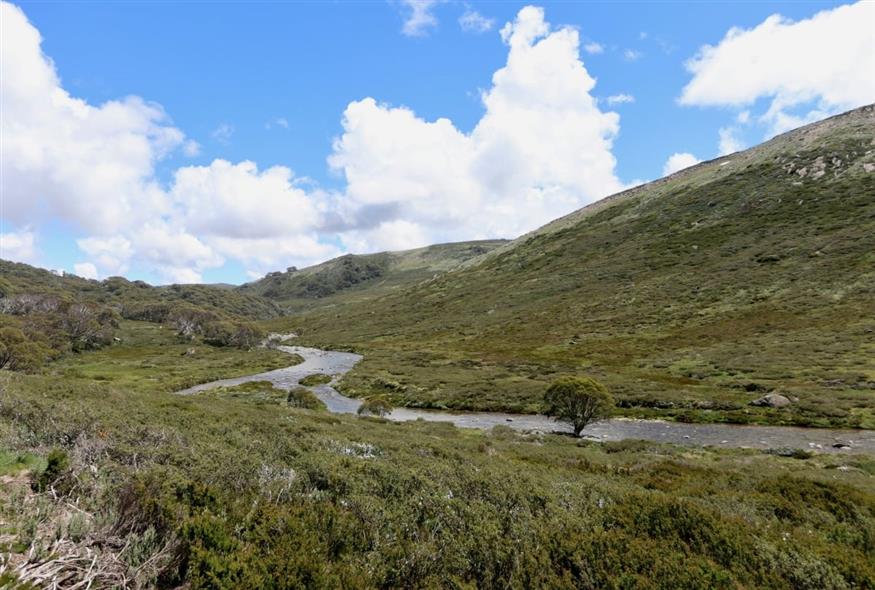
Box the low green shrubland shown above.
[0,260,282,375]
[0,367,872,588]
[205,381,290,405]
[48,321,294,393]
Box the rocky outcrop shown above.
[749,393,793,408]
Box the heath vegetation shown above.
[0,361,872,588]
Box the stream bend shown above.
[177,345,875,454]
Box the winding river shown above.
[177,345,875,454]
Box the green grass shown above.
[299,373,332,387]
[282,106,875,428]
[47,320,297,393]
[203,381,291,405]
[0,368,872,588]
[0,450,43,477]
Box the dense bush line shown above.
[0,299,118,371]
[0,261,279,372]
[0,260,280,320]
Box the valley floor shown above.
[182,344,875,454]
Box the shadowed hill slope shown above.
[239,240,507,311]
[0,260,280,320]
[289,105,875,427]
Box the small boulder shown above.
[749,393,792,408]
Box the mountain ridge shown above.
[238,239,508,311]
[469,104,875,266]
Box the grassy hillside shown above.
[239,240,506,312]
[288,105,875,428]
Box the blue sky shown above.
[2,1,873,284]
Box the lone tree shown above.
[544,376,613,436]
[357,397,393,418]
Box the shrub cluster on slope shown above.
[0,261,280,320]
[0,296,118,371]
[0,261,284,372]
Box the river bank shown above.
[178,345,875,454]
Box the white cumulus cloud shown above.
[77,235,134,277]
[170,160,321,239]
[0,229,37,263]
[330,5,623,250]
[583,42,604,55]
[0,2,183,235]
[0,1,335,283]
[663,152,701,176]
[718,127,745,155]
[2,3,627,281]
[680,1,875,133]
